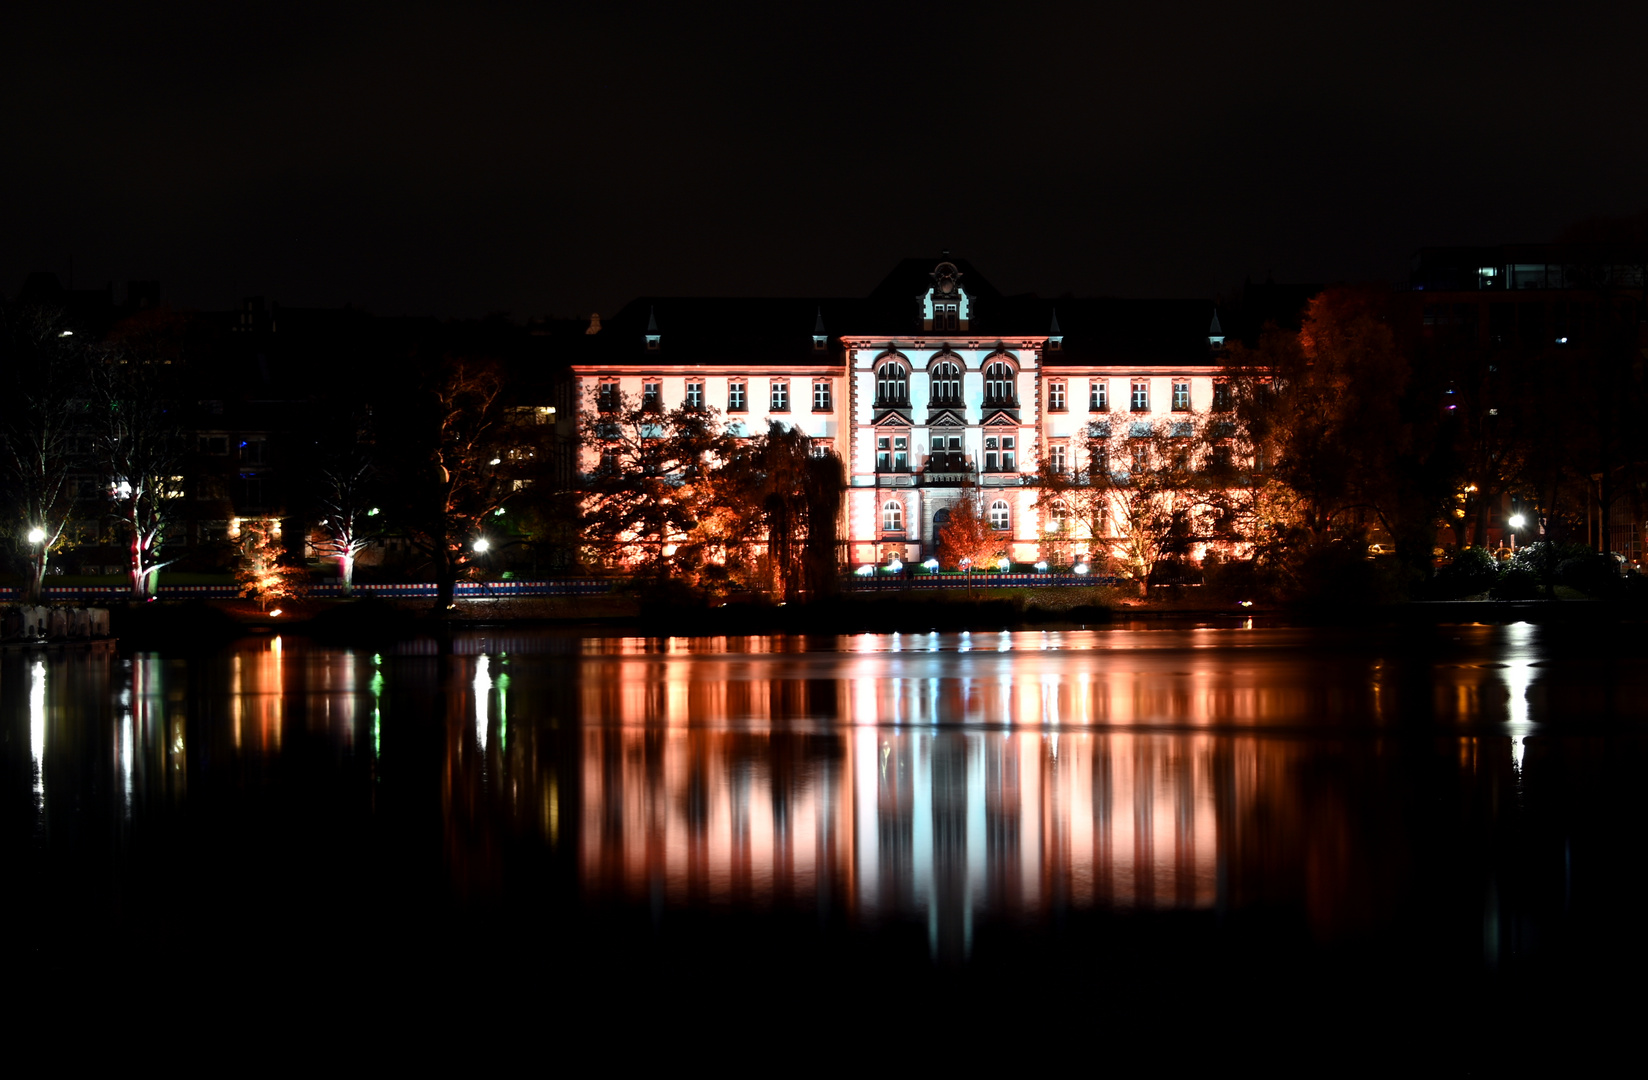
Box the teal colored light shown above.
[372,653,383,666]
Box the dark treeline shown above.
[1,254,1644,609]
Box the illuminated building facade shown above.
[573,257,1230,568]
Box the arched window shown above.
[985,361,1015,406]
[929,360,962,405]
[990,500,1010,531]
[882,500,904,532]
[876,361,909,406]
[933,507,951,530]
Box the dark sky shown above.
[6,1,1645,318]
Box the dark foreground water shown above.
[5,620,1646,1065]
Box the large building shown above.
[572,256,1230,568]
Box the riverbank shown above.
[91,585,1648,648]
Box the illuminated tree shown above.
[89,332,187,599]
[578,386,727,578]
[235,519,306,610]
[937,489,1000,585]
[0,302,90,603]
[311,448,379,595]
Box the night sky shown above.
[6,1,1646,318]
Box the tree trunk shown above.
[436,554,457,612]
[340,552,355,596]
[25,548,46,605]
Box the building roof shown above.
[581,258,1224,368]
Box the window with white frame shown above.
[686,381,703,408]
[1048,380,1067,411]
[597,383,619,412]
[1131,380,1150,411]
[1172,380,1190,411]
[985,362,1015,406]
[643,381,661,410]
[1213,382,1232,411]
[1090,380,1108,411]
[876,361,908,405]
[984,435,1017,472]
[728,381,746,411]
[930,360,962,404]
[877,436,890,471]
[882,500,904,532]
[771,381,789,412]
[1048,442,1067,474]
[989,500,1010,531]
[813,380,831,411]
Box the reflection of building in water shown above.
[581,725,1224,933]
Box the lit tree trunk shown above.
[339,551,355,595]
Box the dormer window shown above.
[934,302,959,332]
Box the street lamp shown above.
[27,527,46,544]
[1508,513,1526,552]
[472,538,490,554]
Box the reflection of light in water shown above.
[29,659,46,809]
[370,670,384,760]
[1503,621,1537,770]
[474,655,491,753]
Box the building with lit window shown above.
[573,257,1230,568]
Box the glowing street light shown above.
[923,557,939,571]
[27,527,46,544]
[472,538,490,554]
[1073,562,1090,575]
[1034,560,1048,572]
[888,558,904,573]
[1508,512,1526,553]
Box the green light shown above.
[372,653,382,666]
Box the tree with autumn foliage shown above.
[937,489,1000,591]
[578,385,727,579]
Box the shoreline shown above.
[53,590,1643,649]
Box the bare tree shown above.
[313,448,379,595]
[89,345,186,599]
[0,302,89,602]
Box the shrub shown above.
[1433,547,1499,598]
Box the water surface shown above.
[7,622,1645,1061]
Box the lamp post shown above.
[25,526,47,604]
[1508,513,1526,553]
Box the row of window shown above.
[601,376,1234,416]
[603,380,833,413]
[875,361,1019,407]
[875,435,1018,472]
[881,499,1014,533]
[1047,379,1228,413]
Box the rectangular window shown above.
[1048,382,1066,411]
[1131,381,1149,412]
[686,382,703,408]
[643,381,661,410]
[199,435,228,455]
[597,384,618,412]
[1049,443,1066,474]
[935,302,959,331]
[241,439,266,465]
[985,436,998,472]
[811,438,832,457]
[813,380,831,411]
[771,382,788,412]
[1172,381,1190,411]
[1090,381,1108,411]
[728,382,746,411]
[894,436,907,471]
[1002,436,1016,472]
[1213,382,1231,411]
[877,436,890,471]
